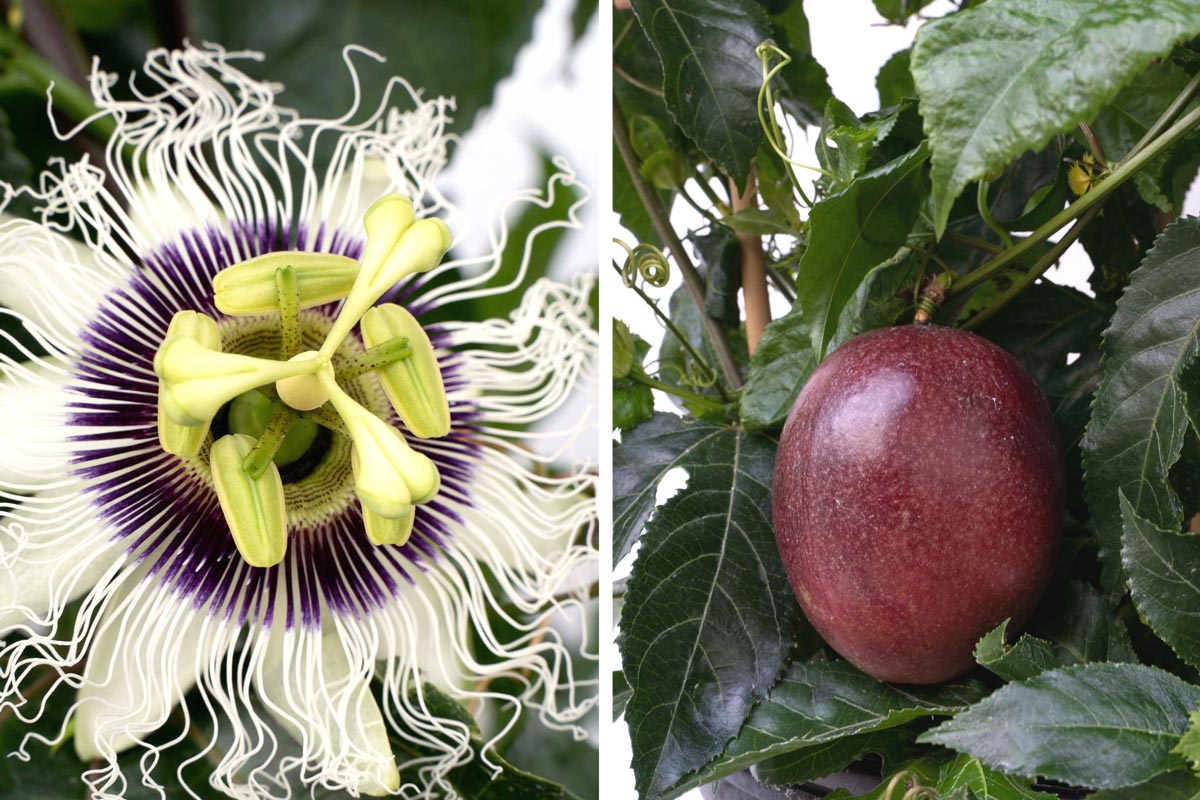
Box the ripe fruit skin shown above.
[773,325,1063,684]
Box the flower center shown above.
[151,195,454,568]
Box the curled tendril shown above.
[755,41,831,207]
[614,239,671,288]
[881,770,940,800]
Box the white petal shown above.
[0,361,76,489]
[0,483,124,631]
[73,577,213,761]
[0,215,128,349]
[258,621,400,796]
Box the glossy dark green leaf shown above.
[1083,218,1200,599]
[934,754,1059,800]
[920,663,1200,789]
[1080,182,1159,301]
[666,658,985,797]
[629,0,771,185]
[767,1,831,127]
[754,728,912,787]
[876,49,914,108]
[816,99,879,191]
[620,425,795,799]
[613,412,725,564]
[795,144,928,358]
[910,0,1200,236]
[1091,772,1200,800]
[192,0,542,131]
[974,620,1059,683]
[1120,492,1200,669]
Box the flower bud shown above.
[212,252,361,316]
[362,504,415,547]
[155,339,320,427]
[360,304,450,439]
[210,433,288,568]
[157,311,221,456]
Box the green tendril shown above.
[755,41,831,207]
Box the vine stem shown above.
[951,102,1200,297]
[629,372,726,413]
[613,97,744,389]
[961,203,1101,331]
[730,170,771,353]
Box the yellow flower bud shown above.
[362,504,415,547]
[360,304,450,439]
[157,311,221,456]
[210,433,288,568]
[212,252,361,316]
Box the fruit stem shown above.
[614,97,744,390]
[951,102,1200,297]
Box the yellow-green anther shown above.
[359,195,416,279]
[155,338,320,427]
[212,252,361,316]
[157,311,222,456]
[210,433,288,568]
[362,504,415,547]
[318,370,441,515]
[360,304,450,439]
[320,199,452,358]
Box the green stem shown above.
[613,97,744,390]
[242,403,294,479]
[630,371,725,413]
[976,180,1013,249]
[692,169,726,209]
[275,266,301,360]
[952,102,1200,297]
[334,337,413,383]
[613,258,727,401]
[961,204,1101,331]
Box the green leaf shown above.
[721,208,796,236]
[920,663,1200,789]
[877,48,915,108]
[664,657,985,797]
[613,670,632,721]
[613,412,725,564]
[815,99,880,190]
[935,754,1059,800]
[739,304,817,430]
[767,0,832,127]
[192,0,542,132]
[1176,705,1200,776]
[614,380,656,431]
[1083,217,1200,600]
[910,0,1200,236]
[754,728,913,787]
[795,143,928,358]
[693,229,744,325]
[974,619,1059,683]
[614,320,638,380]
[620,425,796,798]
[874,0,936,25]
[1092,772,1200,800]
[629,0,771,185]
[1119,492,1200,670]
